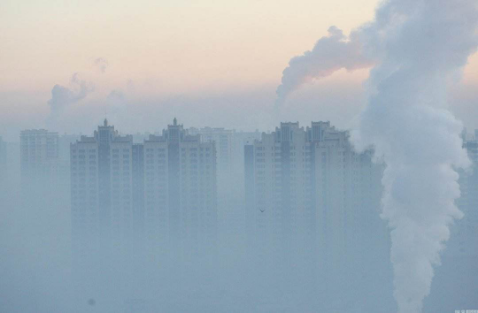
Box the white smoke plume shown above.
[48,73,95,113]
[275,26,375,110]
[356,1,478,312]
[277,0,478,312]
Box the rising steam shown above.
[48,73,94,113]
[277,0,478,312]
[275,26,374,110]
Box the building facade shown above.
[19,130,64,215]
[144,120,217,257]
[20,129,59,185]
[244,122,387,272]
[245,122,315,258]
[70,120,135,259]
[188,127,261,252]
[71,119,217,262]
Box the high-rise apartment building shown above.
[19,129,71,287]
[20,129,59,185]
[188,128,260,243]
[244,122,387,267]
[70,120,135,257]
[188,128,261,180]
[71,119,217,261]
[19,129,64,218]
[245,122,315,258]
[313,124,387,297]
[145,119,217,256]
[188,127,234,179]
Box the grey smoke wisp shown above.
[277,0,478,312]
[94,57,109,73]
[275,26,375,109]
[48,73,94,113]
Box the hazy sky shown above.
[1,0,477,139]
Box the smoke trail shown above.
[48,73,95,113]
[277,0,478,312]
[275,26,374,110]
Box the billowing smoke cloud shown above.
[94,57,109,73]
[48,73,94,113]
[355,1,478,312]
[275,26,375,109]
[278,0,478,312]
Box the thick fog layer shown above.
[1,118,478,313]
[1,0,478,312]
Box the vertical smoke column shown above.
[354,0,478,312]
[276,0,478,311]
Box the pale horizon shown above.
[2,0,478,140]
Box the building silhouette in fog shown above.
[244,122,387,276]
[70,120,136,257]
[71,119,217,260]
[188,127,234,180]
[19,129,67,222]
[313,123,385,279]
[20,129,59,184]
[188,127,261,247]
[143,119,217,256]
[244,122,316,260]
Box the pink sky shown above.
[1,0,477,139]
